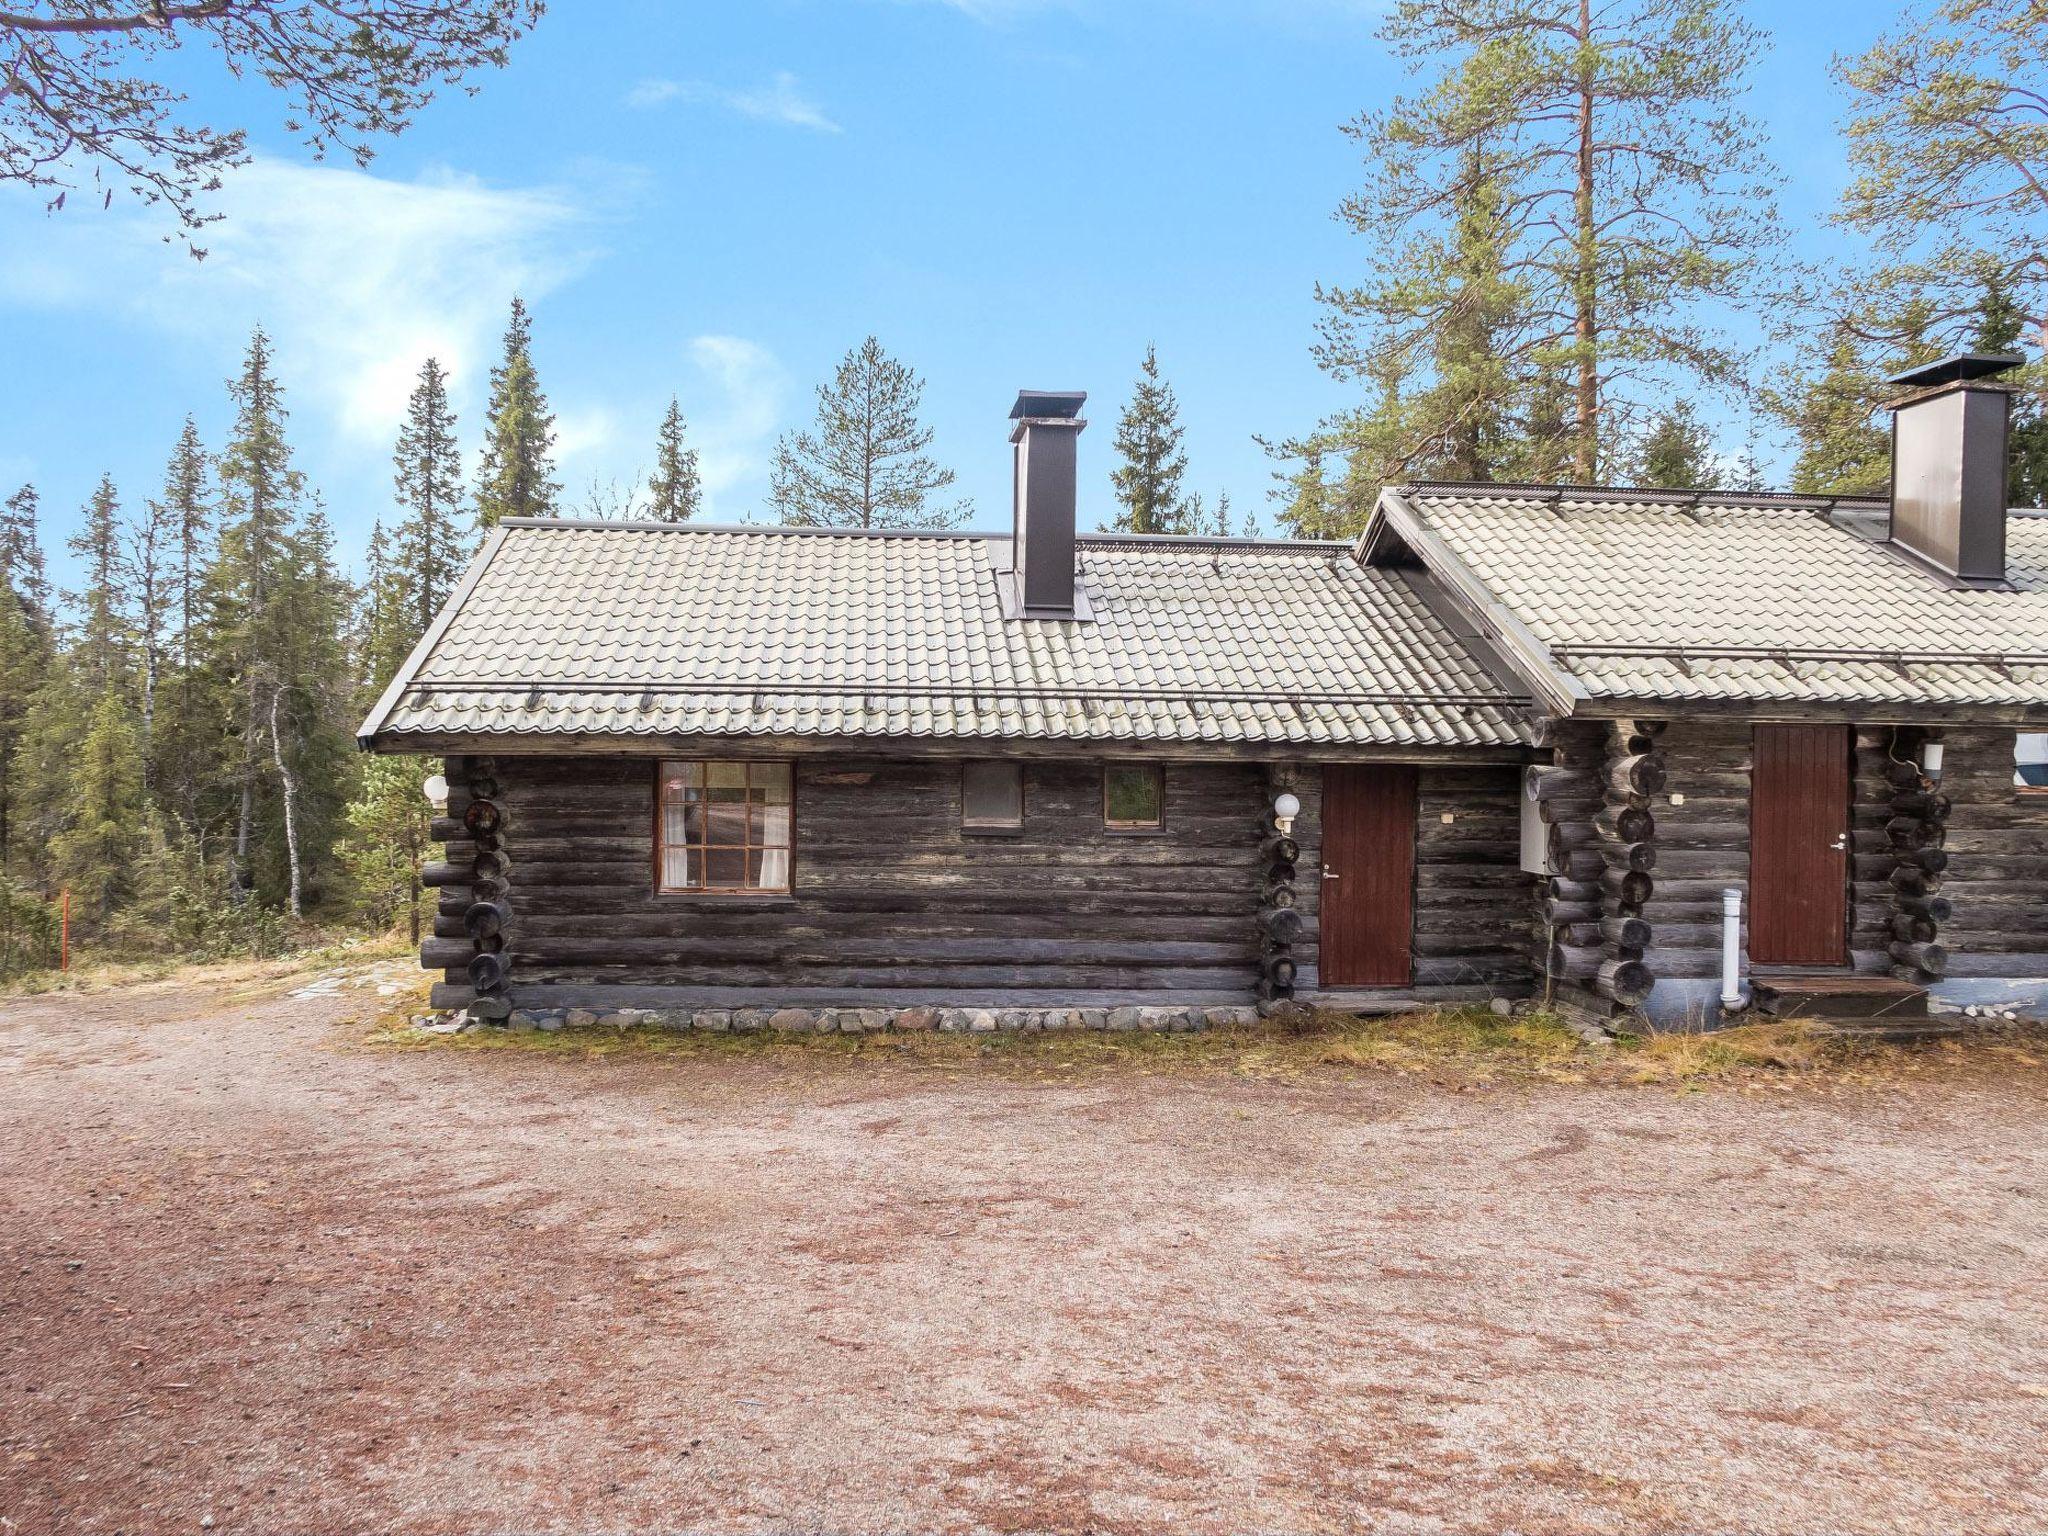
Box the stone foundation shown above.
[453,1002,1288,1035]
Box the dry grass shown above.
[2,932,412,1002]
[357,1001,1999,1091]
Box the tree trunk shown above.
[267,687,303,919]
[1572,0,1598,482]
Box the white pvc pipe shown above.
[1721,887,1745,1010]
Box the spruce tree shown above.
[646,397,702,522]
[1786,329,1891,497]
[770,337,968,528]
[0,509,51,873]
[1,485,52,628]
[66,475,132,699]
[393,356,466,633]
[149,418,213,830]
[474,296,560,528]
[1632,403,1722,490]
[1109,346,1191,534]
[121,483,174,781]
[210,325,308,904]
[49,687,146,929]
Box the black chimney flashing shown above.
[1886,351,2025,391]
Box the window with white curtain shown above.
[657,760,793,892]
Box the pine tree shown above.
[1975,269,2048,507]
[1110,346,1191,534]
[646,397,702,522]
[1317,0,1786,484]
[0,542,51,874]
[770,337,968,528]
[393,357,467,635]
[474,297,560,528]
[1632,402,1722,490]
[66,475,132,699]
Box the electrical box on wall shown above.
[1520,766,1553,876]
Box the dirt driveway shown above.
[3,973,2046,1536]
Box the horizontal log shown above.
[1258,907,1305,943]
[1889,866,1943,895]
[1603,842,1656,875]
[420,937,475,970]
[1596,957,1654,1007]
[469,950,510,993]
[1886,817,1933,850]
[1526,764,1595,801]
[1607,753,1668,799]
[1897,894,1953,922]
[1600,868,1653,908]
[1540,898,1601,926]
[465,900,511,940]
[1600,915,1652,951]
[421,861,469,888]
[1889,940,1948,976]
[1890,913,1937,944]
[1594,806,1654,844]
[464,799,503,836]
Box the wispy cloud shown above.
[0,156,598,445]
[624,71,841,133]
[684,335,788,518]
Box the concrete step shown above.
[1753,972,1929,1022]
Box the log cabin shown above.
[361,359,2048,1028]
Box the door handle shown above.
[1322,867,1340,880]
[1829,835,1848,851]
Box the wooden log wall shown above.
[1259,763,1304,1001]
[1930,728,2048,978]
[423,756,511,1015]
[1414,766,1540,995]
[1532,721,1605,1004]
[482,754,1271,1005]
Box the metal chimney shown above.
[1007,389,1087,618]
[1887,351,2023,583]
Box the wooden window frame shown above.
[1102,763,1166,834]
[653,759,796,897]
[961,760,1025,835]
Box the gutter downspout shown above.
[1721,887,1747,1014]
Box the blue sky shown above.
[1,0,1891,586]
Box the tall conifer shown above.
[1109,346,1190,535]
[770,337,967,528]
[393,356,466,633]
[474,297,560,528]
[646,397,702,523]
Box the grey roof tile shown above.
[1396,487,2048,710]
[366,521,1531,749]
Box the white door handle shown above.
[1322,867,1340,880]
[1829,835,1848,851]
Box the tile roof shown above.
[1385,485,2048,714]
[362,520,1532,751]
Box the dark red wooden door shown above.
[1749,724,1851,966]
[1320,764,1418,987]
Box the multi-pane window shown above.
[1104,764,1164,829]
[658,761,793,893]
[962,761,1024,830]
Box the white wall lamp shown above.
[422,773,449,811]
[1272,791,1301,837]
[1921,741,1945,780]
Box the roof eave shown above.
[356,525,509,752]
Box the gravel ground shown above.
[3,972,2046,1535]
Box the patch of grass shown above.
[4,931,413,1001]
[358,1000,2037,1093]
[1613,1018,1830,1082]
[360,1004,1782,1088]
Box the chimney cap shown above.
[1011,389,1087,421]
[1886,351,2025,391]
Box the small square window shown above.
[962,761,1023,829]
[657,758,793,893]
[1104,764,1164,830]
